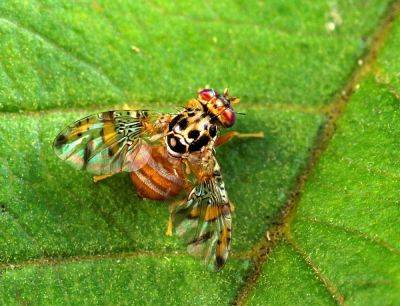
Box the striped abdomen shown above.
[130,146,185,200]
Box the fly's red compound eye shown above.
[220,108,236,127]
[198,89,216,101]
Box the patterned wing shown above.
[172,158,232,271]
[53,110,151,175]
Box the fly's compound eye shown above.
[220,108,236,127]
[198,88,216,102]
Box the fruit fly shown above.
[53,88,263,271]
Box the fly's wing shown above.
[53,110,152,175]
[172,158,232,271]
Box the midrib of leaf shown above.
[233,1,400,305]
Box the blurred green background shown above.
[0,1,399,305]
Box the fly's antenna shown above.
[234,111,246,116]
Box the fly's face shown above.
[197,88,238,128]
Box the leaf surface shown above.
[0,1,398,305]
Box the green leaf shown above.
[247,242,337,305]
[248,76,400,305]
[0,256,250,305]
[0,0,398,305]
[0,0,389,110]
[247,16,400,306]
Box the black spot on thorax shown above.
[189,134,211,152]
[178,118,188,130]
[188,129,200,140]
[209,125,217,138]
[167,135,187,154]
[169,114,183,131]
[209,114,219,124]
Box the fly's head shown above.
[197,88,239,128]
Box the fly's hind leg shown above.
[93,173,114,183]
[215,131,264,147]
[165,216,173,236]
[165,199,186,236]
[165,180,194,236]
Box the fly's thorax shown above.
[165,109,218,158]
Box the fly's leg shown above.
[166,216,173,236]
[215,131,264,147]
[165,180,193,236]
[165,199,186,236]
[93,173,114,183]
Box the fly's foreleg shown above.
[215,131,264,147]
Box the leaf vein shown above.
[297,216,400,256]
[0,249,249,272]
[0,16,124,97]
[287,237,345,305]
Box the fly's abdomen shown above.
[130,146,185,200]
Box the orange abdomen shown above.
[130,146,185,200]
